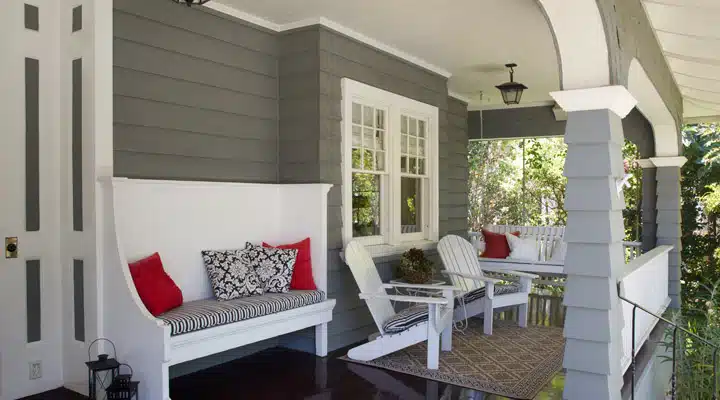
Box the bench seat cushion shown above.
[158,290,326,336]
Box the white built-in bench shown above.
[100,178,336,400]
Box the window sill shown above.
[342,240,438,264]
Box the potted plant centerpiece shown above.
[398,248,434,284]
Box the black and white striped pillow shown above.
[382,304,428,334]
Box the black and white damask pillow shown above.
[242,242,297,293]
[201,250,263,300]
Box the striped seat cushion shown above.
[382,304,429,335]
[158,290,326,336]
[456,283,521,306]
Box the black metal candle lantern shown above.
[86,338,120,400]
[106,363,139,400]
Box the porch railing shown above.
[618,245,673,372]
[618,295,719,400]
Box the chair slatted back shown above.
[344,241,395,334]
[438,235,486,293]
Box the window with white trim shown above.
[342,78,439,249]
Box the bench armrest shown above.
[441,270,503,284]
[382,283,458,291]
[481,268,540,279]
[359,293,450,305]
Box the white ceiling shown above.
[643,0,720,122]
[215,0,560,109]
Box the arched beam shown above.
[627,58,679,157]
[537,0,610,90]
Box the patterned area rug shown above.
[341,319,565,399]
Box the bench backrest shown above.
[111,178,332,302]
[469,225,565,261]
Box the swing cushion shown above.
[382,304,428,334]
[481,229,520,259]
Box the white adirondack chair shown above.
[437,235,538,335]
[344,240,456,370]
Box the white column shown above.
[551,86,637,400]
[650,156,686,309]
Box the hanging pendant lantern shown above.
[496,63,528,105]
[171,0,211,7]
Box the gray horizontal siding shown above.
[113,0,278,183]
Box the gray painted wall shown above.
[113,0,279,183]
[112,0,281,377]
[114,7,469,366]
[276,26,469,352]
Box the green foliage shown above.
[681,124,720,315]
[398,248,434,284]
[467,137,641,242]
[662,281,720,399]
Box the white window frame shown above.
[341,78,439,251]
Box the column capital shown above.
[550,86,637,118]
[636,156,687,168]
[651,156,687,168]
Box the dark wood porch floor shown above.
[27,294,565,400]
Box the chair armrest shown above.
[441,270,503,284]
[481,268,540,279]
[382,283,458,291]
[359,293,450,305]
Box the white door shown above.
[0,1,64,398]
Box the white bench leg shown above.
[315,322,328,357]
[140,361,170,400]
[518,303,528,328]
[484,299,494,335]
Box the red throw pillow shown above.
[263,238,317,290]
[481,229,520,259]
[128,252,183,316]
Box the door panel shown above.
[0,1,63,398]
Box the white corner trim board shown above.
[99,177,335,400]
[550,86,638,118]
[202,3,452,78]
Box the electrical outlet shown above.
[29,361,41,380]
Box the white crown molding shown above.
[203,2,281,31]
[205,3,452,78]
[471,100,555,111]
[650,156,687,168]
[550,86,637,118]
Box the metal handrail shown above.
[618,293,720,400]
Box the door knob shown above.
[5,237,18,258]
